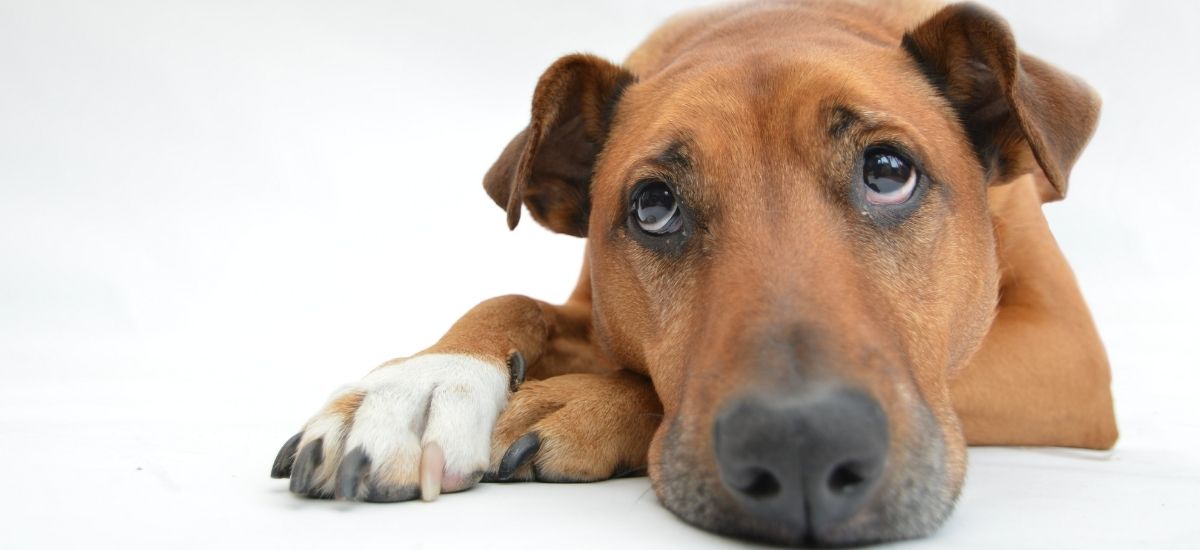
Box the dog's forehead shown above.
[606,41,954,190]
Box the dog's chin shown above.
[651,408,961,547]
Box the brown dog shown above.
[270,0,1118,545]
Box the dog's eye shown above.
[862,148,917,205]
[632,181,683,235]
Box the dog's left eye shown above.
[632,181,683,235]
[862,148,918,205]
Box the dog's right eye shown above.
[632,181,683,236]
[862,148,918,205]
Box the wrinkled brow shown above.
[647,139,693,173]
[829,104,896,139]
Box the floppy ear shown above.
[483,54,635,236]
[903,3,1100,202]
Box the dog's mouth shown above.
[649,383,961,547]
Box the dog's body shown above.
[271,0,1117,545]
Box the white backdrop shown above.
[1,0,1197,548]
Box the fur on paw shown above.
[271,354,509,502]
[484,371,661,483]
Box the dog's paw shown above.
[485,372,661,483]
[271,353,511,502]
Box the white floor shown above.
[2,0,1198,548]
[2,367,1196,549]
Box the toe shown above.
[289,438,324,496]
[334,446,371,501]
[364,481,419,502]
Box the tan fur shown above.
[283,0,1117,544]
[952,174,1117,448]
[327,391,366,422]
[490,372,660,481]
[474,0,1114,541]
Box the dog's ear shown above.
[903,3,1100,202]
[483,54,635,235]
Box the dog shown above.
[269,0,1118,545]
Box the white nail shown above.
[420,443,445,502]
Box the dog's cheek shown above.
[938,186,1001,379]
[589,245,656,375]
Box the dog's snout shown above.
[713,386,889,534]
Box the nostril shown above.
[827,461,866,495]
[737,467,782,499]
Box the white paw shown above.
[272,353,510,501]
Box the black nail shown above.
[365,483,419,503]
[335,446,371,500]
[508,351,527,392]
[271,432,303,479]
[497,433,541,481]
[289,438,324,495]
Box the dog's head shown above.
[484,2,1097,545]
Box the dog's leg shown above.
[950,176,1118,449]
[271,289,635,501]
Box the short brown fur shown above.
[280,1,1116,545]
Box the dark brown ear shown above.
[483,54,635,235]
[903,3,1100,202]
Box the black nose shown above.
[713,386,889,533]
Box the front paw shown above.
[271,354,509,502]
[485,372,661,483]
